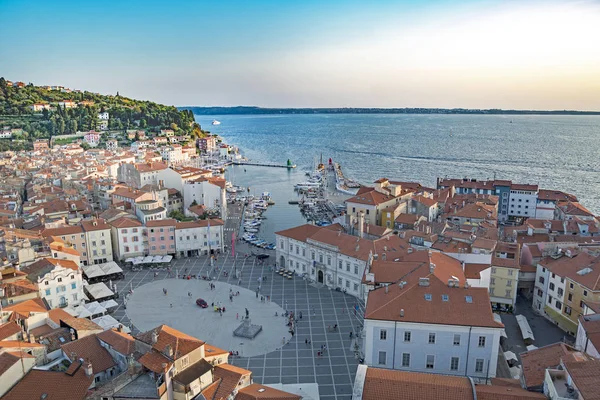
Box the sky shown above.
[1,0,600,110]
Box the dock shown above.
[233,161,296,169]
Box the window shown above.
[354,265,359,275]
[549,283,555,291]
[311,251,315,260]
[45,281,49,286]
[354,283,359,291]
[491,267,497,274]
[380,329,387,340]
[71,283,76,289]
[507,279,512,287]
[425,294,432,301]
[539,276,545,284]
[584,290,588,297]
[338,277,342,285]
[568,293,573,302]
[428,333,436,344]
[490,278,495,285]
[442,294,449,302]
[450,357,459,371]
[557,288,563,296]
[505,289,512,297]
[508,269,513,276]
[45,289,51,296]
[453,334,460,346]
[426,355,435,369]
[555,300,562,309]
[346,280,350,288]
[327,256,331,265]
[72,294,78,301]
[280,241,284,249]
[552,273,556,278]
[402,353,410,367]
[346,262,350,272]
[475,359,484,373]
[295,246,299,255]
[478,336,486,347]
[70,275,74,279]
[338,261,342,269]
[565,306,572,316]
[302,248,306,257]
[404,331,411,342]
[570,283,574,289]
[58,278,62,282]
[378,351,386,365]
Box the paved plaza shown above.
[113,252,362,399]
[126,278,290,357]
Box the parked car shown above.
[256,254,270,260]
[196,298,208,308]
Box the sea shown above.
[194,114,600,241]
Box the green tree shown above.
[68,119,78,133]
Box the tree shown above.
[42,108,49,120]
[68,119,78,134]
[140,118,147,128]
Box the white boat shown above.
[212,120,221,125]
[295,181,322,190]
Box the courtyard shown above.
[112,248,363,400]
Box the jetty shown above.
[233,159,296,169]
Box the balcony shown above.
[545,369,578,400]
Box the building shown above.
[575,307,600,358]
[175,219,225,257]
[57,100,77,109]
[534,250,600,335]
[0,352,36,398]
[117,161,168,189]
[84,131,101,147]
[159,144,184,165]
[157,166,212,193]
[275,224,409,299]
[183,176,227,219]
[81,219,114,265]
[110,217,146,260]
[197,136,217,153]
[363,273,503,381]
[21,257,84,309]
[29,103,50,112]
[351,365,545,400]
[146,219,177,256]
[33,139,49,152]
[488,242,521,311]
[134,198,167,223]
[106,138,118,151]
[98,111,109,120]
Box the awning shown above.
[504,350,518,362]
[92,315,131,333]
[516,314,535,341]
[509,365,521,379]
[99,299,119,310]
[82,261,123,279]
[84,282,115,301]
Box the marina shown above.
[233,160,297,169]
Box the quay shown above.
[233,160,297,169]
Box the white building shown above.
[508,184,538,219]
[98,111,109,120]
[156,166,212,194]
[183,177,227,219]
[175,219,224,257]
[81,219,114,265]
[117,161,168,189]
[363,275,503,381]
[22,258,85,309]
[109,217,146,260]
[159,145,184,165]
[275,224,409,299]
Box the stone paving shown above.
[113,253,362,400]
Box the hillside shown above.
[0,77,197,144]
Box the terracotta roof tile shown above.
[1,362,93,400]
[520,343,586,388]
[362,367,473,400]
[136,325,204,359]
[476,384,546,399]
[213,363,251,400]
[563,360,600,399]
[97,328,136,355]
[61,334,116,373]
[0,321,22,341]
[138,350,172,373]
[236,383,301,400]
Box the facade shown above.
[183,177,227,219]
[159,144,184,165]
[146,219,177,256]
[534,250,600,335]
[22,258,84,309]
[276,224,409,299]
[175,219,225,257]
[110,217,146,260]
[157,166,212,193]
[117,161,168,189]
[81,219,114,265]
[488,242,521,310]
[134,199,167,223]
[508,184,538,220]
[364,276,503,381]
[197,136,217,153]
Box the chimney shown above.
[399,281,406,289]
[448,279,454,287]
[385,284,389,294]
[408,247,413,254]
[382,253,387,260]
[358,212,365,238]
[164,344,173,358]
[429,263,436,273]
[400,309,404,317]
[151,330,158,344]
[84,361,93,377]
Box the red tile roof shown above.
[61,334,116,373]
[236,383,301,400]
[520,343,586,388]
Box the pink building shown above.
[146,218,177,255]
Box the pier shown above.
[233,161,296,169]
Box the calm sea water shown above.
[196,114,600,238]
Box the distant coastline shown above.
[180,106,600,116]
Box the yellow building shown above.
[489,242,521,311]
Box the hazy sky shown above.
[1,0,599,109]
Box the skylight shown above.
[465,296,473,303]
[425,294,432,301]
[442,294,449,302]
